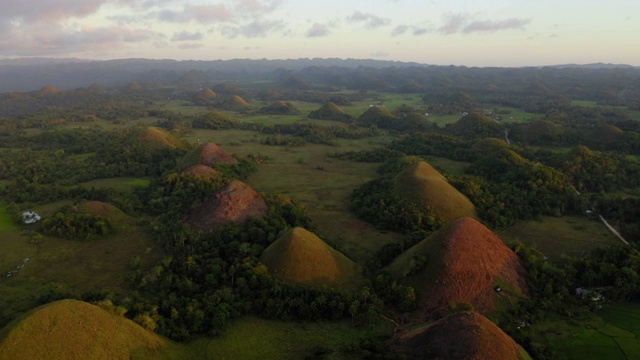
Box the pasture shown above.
[156,316,393,360]
[541,302,640,360]
[499,215,620,262]
[0,205,17,231]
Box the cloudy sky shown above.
[0,0,638,66]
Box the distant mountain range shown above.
[0,57,637,93]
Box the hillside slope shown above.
[392,161,477,223]
[388,217,529,314]
[260,227,360,287]
[398,311,530,360]
[0,299,165,360]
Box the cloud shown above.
[0,23,160,56]
[413,27,428,36]
[307,23,329,37]
[177,43,204,49]
[347,11,390,29]
[462,18,531,33]
[157,4,233,23]
[222,20,284,38]
[438,13,469,34]
[171,31,203,42]
[438,13,531,35]
[392,25,408,36]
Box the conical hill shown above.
[260,227,359,287]
[388,217,529,314]
[398,311,530,360]
[185,180,269,232]
[181,142,238,168]
[0,299,165,360]
[392,161,477,223]
[308,102,352,121]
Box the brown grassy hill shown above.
[74,201,132,229]
[387,218,529,315]
[183,164,218,177]
[358,106,395,127]
[126,82,142,91]
[201,87,217,99]
[38,84,62,96]
[0,299,165,360]
[392,161,477,223]
[397,311,530,360]
[185,180,269,232]
[182,142,238,168]
[447,112,502,139]
[127,126,189,150]
[221,95,250,110]
[308,102,352,122]
[260,227,360,287]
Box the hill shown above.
[182,164,218,177]
[38,84,62,96]
[126,126,190,150]
[392,161,477,223]
[357,106,395,128]
[387,217,529,315]
[308,102,352,122]
[446,112,502,139]
[74,201,132,229]
[0,299,165,360]
[200,87,217,99]
[185,180,269,232]
[260,227,360,287]
[221,95,250,111]
[258,101,301,115]
[397,311,530,360]
[181,142,238,168]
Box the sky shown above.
[0,0,638,67]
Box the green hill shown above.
[0,299,166,360]
[308,102,352,122]
[260,227,360,287]
[392,161,477,223]
[126,126,190,151]
[258,101,301,115]
[446,112,502,139]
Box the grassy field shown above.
[539,302,640,360]
[156,316,393,360]
[76,177,151,192]
[0,225,162,328]
[499,215,620,263]
[0,205,17,231]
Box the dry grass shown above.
[0,299,166,360]
[392,161,477,223]
[398,311,530,360]
[260,227,361,288]
[388,218,529,315]
[185,180,269,232]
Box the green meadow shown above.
[0,205,17,231]
[153,316,393,360]
[537,303,640,360]
[500,215,621,262]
